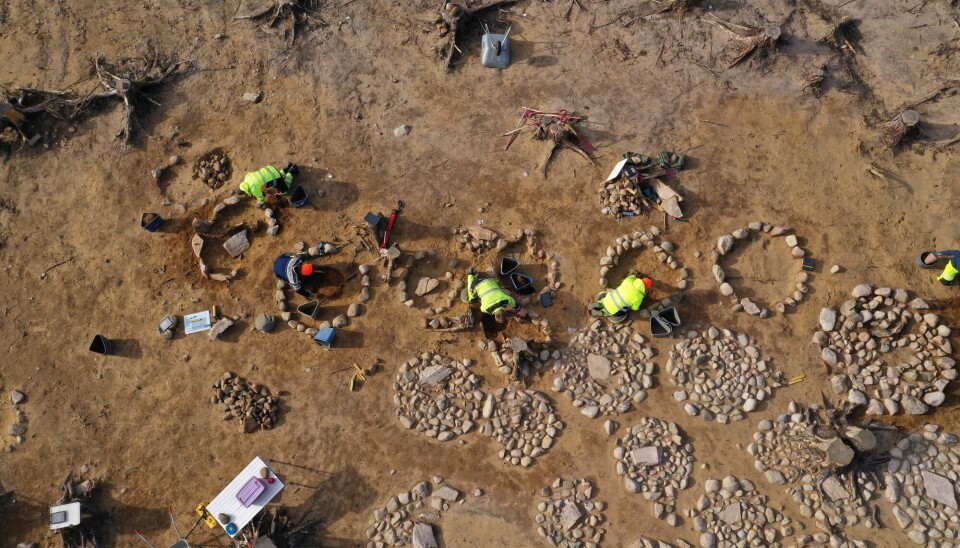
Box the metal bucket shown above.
[510,272,534,294]
[500,257,520,277]
[89,334,113,355]
[140,212,164,232]
[658,307,681,327]
[290,185,309,207]
[650,316,672,338]
[297,300,321,320]
[918,251,939,269]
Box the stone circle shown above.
[713,222,807,317]
[479,386,564,467]
[393,352,483,442]
[535,477,606,547]
[666,327,781,423]
[614,417,694,524]
[597,227,688,312]
[815,284,955,415]
[364,479,461,547]
[210,372,281,433]
[889,423,960,545]
[747,400,882,546]
[690,475,791,547]
[271,252,368,339]
[552,321,656,419]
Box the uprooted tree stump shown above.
[533,117,594,177]
[802,65,827,96]
[235,0,326,45]
[731,25,782,68]
[878,109,920,147]
[705,14,786,68]
[0,52,189,148]
[433,0,516,70]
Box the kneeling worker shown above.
[274,253,314,298]
[239,163,300,208]
[590,274,652,323]
[461,269,527,321]
[920,250,960,285]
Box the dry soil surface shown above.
[1,0,960,546]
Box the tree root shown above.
[1,52,189,148]
[235,0,327,46]
[705,12,790,68]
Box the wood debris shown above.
[235,0,327,45]
[1,51,189,147]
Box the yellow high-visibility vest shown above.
[238,166,292,202]
[601,276,646,315]
[469,277,516,314]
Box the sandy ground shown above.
[1,0,960,545]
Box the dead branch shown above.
[909,81,960,108]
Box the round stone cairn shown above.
[394,352,483,442]
[690,475,791,548]
[480,386,564,467]
[890,423,960,545]
[748,401,877,546]
[210,372,281,432]
[535,478,606,547]
[195,152,231,189]
[552,321,656,419]
[815,284,954,415]
[667,327,782,423]
[364,478,462,547]
[713,222,806,318]
[614,417,694,524]
[597,227,688,311]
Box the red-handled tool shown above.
[380,200,405,249]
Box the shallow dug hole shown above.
[478,309,544,341]
[606,246,683,299]
[305,266,344,301]
[722,234,796,305]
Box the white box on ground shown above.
[50,502,81,530]
[206,456,285,538]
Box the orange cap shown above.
[642,277,653,290]
[301,263,314,276]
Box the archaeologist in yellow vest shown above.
[919,250,960,285]
[589,275,652,323]
[461,269,527,321]
[238,163,299,208]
